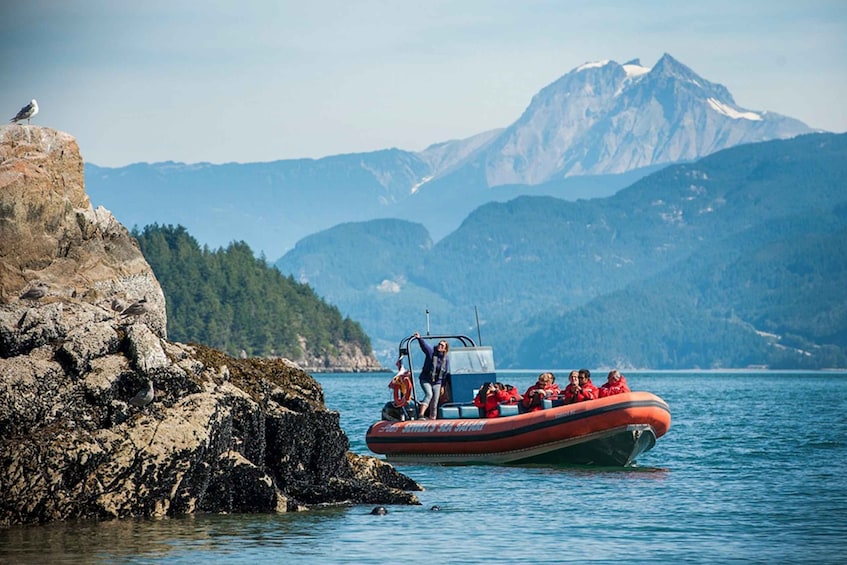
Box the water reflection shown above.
[1,510,358,564]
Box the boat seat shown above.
[542,398,566,409]
[498,403,519,417]
[439,406,461,419]
[459,405,482,418]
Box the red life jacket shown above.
[599,376,630,398]
[474,388,512,417]
[562,383,581,404]
[522,383,559,411]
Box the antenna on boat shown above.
[475,305,483,345]
[425,309,431,336]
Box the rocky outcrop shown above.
[296,339,385,373]
[0,125,420,528]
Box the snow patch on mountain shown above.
[622,62,650,78]
[410,175,433,194]
[376,279,401,293]
[706,98,763,121]
[576,60,611,72]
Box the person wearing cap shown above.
[598,369,631,398]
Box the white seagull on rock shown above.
[10,99,38,124]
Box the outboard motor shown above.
[381,400,418,421]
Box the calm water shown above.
[2,371,846,564]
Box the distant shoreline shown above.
[310,367,847,374]
[496,368,847,374]
[308,367,392,374]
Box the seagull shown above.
[110,297,126,313]
[10,99,38,124]
[121,297,148,318]
[19,282,48,301]
[128,379,154,408]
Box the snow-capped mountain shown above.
[86,53,819,258]
[420,53,815,187]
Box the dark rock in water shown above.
[370,506,388,515]
[0,126,422,528]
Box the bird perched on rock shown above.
[128,379,154,409]
[121,297,148,318]
[19,282,48,301]
[110,297,126,313]
[10,99,38,124]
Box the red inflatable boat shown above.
[366,334,671,466]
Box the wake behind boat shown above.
[365,333,671,466]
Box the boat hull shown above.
[366,392,670,466]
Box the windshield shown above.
[449,347,495,374]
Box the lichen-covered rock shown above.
[0,125,420,528]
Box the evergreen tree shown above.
[133,224,372,359]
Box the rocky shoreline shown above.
[0,125,421,528]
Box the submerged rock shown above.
[0,125,420,528]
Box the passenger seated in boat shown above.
[473,382,512,417]
[575,368,599,402]
[501,384,522,404]
[562,370,582,404]
[522,372,560,412]
[598,369,630,397]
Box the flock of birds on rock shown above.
[18,282,154,408]
[9,97,160,412]
[18,283,149,320]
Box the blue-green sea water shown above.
[2,371,846,564]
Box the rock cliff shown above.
[0,125,419,528]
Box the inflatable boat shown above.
[365,334,671,466]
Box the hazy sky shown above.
[2,1,845,167]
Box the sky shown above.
[2,0,846,167]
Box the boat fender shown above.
[388,371,413,407]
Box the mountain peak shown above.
[651,52,698,79]
[469,53,815,185]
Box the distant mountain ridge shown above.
[85,53,817,258]
[276,132,847,370]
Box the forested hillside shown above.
[277,133,847,369]
[519,207,847,369]
[133,225,372,361]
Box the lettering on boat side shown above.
[451,421,486,432]
[382,421,488,433]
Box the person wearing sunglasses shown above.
[412,332,451,420]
